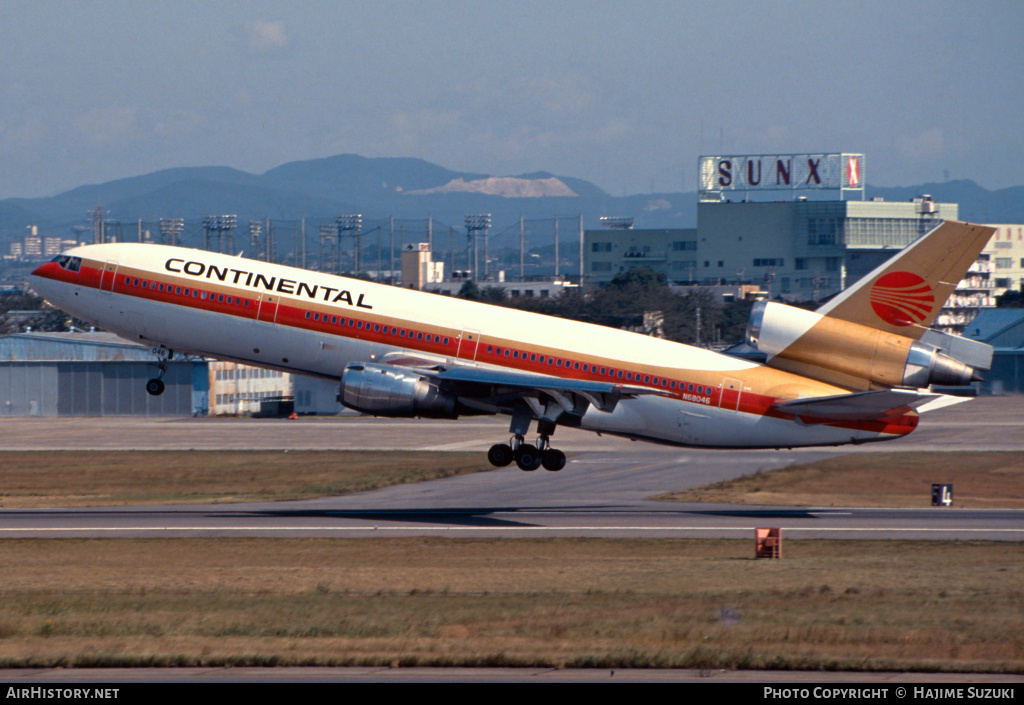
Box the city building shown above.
[209,360,291,416]
[23,229,42,259]
[935,254,995,334]
[982,223,1024,297]
[424,278,577,299]
[584,152,1010,334]
[6,227,79,262]
[587,154,959,300]
[586,227,699,284]
[400,243,445,290]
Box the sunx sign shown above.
[699,153,864,200]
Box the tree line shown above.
[455,267,754,347]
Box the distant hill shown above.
[0,155,695,249]
[1,155,1020,253]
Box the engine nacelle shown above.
[339,363,459,418]
[746,300,976,389]
[901,340,975,387]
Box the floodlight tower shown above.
[202,215,237,254]
[248,221,263,260]
[318,224,334,273]
[336,214,363,275]
[92,204,104,244]
[464,214,490,282]
[160,218,185,247]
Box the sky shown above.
[1,0,1022,199]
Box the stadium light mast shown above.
[464,214,490,283]
[318,224,334,273]
[248,221,263,259]
[202,215,237,254]
[160,218,184,247]
[336,214,363,275]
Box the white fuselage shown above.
[30,243,918,448]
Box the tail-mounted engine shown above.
[746,301,981,390]
[339,363,459,418]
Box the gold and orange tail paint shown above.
[747,221,996,391]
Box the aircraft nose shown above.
[29,261,60,299]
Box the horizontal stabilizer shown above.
[913,394,973,414]
[772,389,941,423]
[918,328,993,371]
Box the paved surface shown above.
[3,395,1023,452]
[1,396,1021,540]
[1,399,1021,683]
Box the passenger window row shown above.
[302,309,449,345]
[482,343,710,395]
[120,274,711,398]
[123,275,251,308]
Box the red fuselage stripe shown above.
[34,259,917,436]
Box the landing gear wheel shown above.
[147,347,174,397]
[515,444,542,471]
[487,443,514,467]
[541,448,566,471]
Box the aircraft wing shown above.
[351,357,664,421]
[428,364,662,412]
[771,389,942,424]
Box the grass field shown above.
[0,449,1020,672]
[0,450,484,507]
[656,452,1024,508]
[2,449,1023,509]
[0,538,1019,671]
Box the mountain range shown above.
[2,154,1022,251]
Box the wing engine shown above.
[338,361,661,422]
[339,363,459,418]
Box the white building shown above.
[983,223,1024,297]
[208,361,291,415]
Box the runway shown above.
[1,500,1020,540]
[1,396,1022,540]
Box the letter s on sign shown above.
[718,160,732,187]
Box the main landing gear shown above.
[145,347,173,396]
[487,415,567,472]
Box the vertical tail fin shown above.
[747,220,995,390]
[816,220,995,339]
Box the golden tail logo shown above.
[868,271,935,327]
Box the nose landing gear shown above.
[146,347,174,396]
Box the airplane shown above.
[30,219,995,471]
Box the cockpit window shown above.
[54,255,82,272]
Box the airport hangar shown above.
[0,332,290,418]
